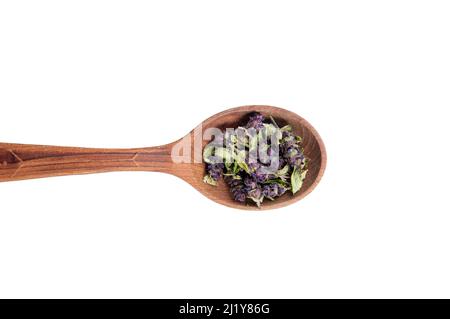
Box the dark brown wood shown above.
[0,105,326,210]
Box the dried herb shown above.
[203,112,308,207]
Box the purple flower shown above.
[251,170,268,183]
[262,184,276,198]
[285,146,298,158]
[247,186,262,199]
[246,112,265,130]
[232,189,247,202]
[284,146,305,168]
[244,176,257,189]
[248,161,261,172]
[281,134,296,153]
[263,184,287,198]
[226,177,247,203]
[276,184,287,196]
[207,163,224,180]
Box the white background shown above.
[0,1,449,298]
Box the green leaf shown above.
[235,127,248,147]
[232,161,240,174]
[270,115,280,128]
[280,125,292,132]
[233,149,249,173]
[248,134,258,153]
[214,147,233,164]
[238,161,249,173]
[261,124,279,137]
[276,165,290,177]
[248,195,264,208]
[301,170,308,180]
[203,174,217,186]
[264,178,289,188]
[282,135,295,144]
[301,158,308,170]
[203,143,215,164]
[234,149,246,161]
[291,168,308,194]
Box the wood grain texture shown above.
[0,105,326,210]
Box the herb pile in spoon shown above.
[203,112,308,207]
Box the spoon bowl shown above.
[0,105,326,210]
[182,105,326,210]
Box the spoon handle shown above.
[0,142,174,182]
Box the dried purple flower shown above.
[233,191,247,203]
[243,176,257,189]
[252,169,268,183]
[246,112,265,130]
[262,184,276,198]
[277,184,287,196]
[278,157,286,169]
[262,184,287,199]
[207,163,224,180]
[248,161,261,172]
[284,146,305,168]
[226,177,247,203]
[247,186,264,207]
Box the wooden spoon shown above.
[0,105,326,210]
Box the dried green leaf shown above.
[232,161,240,174]
[301,169,308,180]
[248,195,264,208]
[301,158,308,170]
[270,115,280,128]
[203,143,215,164]
[214,147,233,164]
[248,133,258,153]
[233,149,249,173]
[238,161,249,174]
[291,167,308,194]
[261,124,281,139]
[203,174,217,186]
[276,165,290,177]
[265,178,289,189]
[235,127,248,147]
